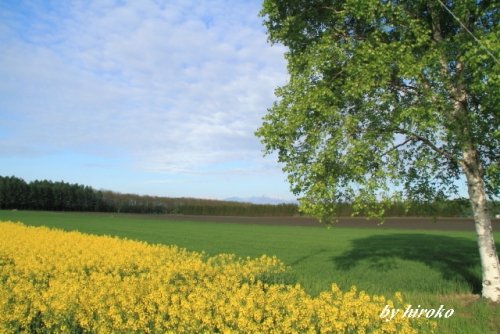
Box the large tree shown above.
[256,0,500,301]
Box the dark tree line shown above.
[0,176,494,217]
[0,176,105,211]
[0,176,298,216]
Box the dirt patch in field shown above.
[118,213,500,231]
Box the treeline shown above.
[100,190,298,216]
[0,176,105,212]
[0,176,298,216]
[331,199,477,217]
[1,175,496,217]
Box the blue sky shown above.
[0,0,294,200]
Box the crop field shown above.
[1,210,499,333]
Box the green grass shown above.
[1,210,499,333]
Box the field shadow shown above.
[290,248,328,266]
[331,234,495,294]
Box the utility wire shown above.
[435,0,499,65]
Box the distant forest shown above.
[0,175,494,217]
[0,176,297,216]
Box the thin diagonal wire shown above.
[436,0,499,65]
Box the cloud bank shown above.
[0,0,288,181]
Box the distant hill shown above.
[225,196,298,205]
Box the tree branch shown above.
[381,137,414,157]
[394,129,459,164]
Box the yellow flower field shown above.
[0,221,434,333]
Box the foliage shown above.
[3,175,495,217]
[256,0,499,222]
[0,222,435,333]
[0,175,298,216]
[0,176,103,211]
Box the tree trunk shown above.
[463,148,500,302]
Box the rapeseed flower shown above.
[0,221,435,333]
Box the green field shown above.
[1,210,499,333]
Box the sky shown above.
[0,0,295,201]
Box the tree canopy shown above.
[257,0,499,221]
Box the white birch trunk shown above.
[463,149,500,302]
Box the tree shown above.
[256,0,499,301]
[0,176,29,209]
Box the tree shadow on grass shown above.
[290,248,328,266]
[332,234,499,294]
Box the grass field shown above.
[1,210,499,333]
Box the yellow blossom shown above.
[0,221,435,333]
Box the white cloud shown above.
[0,0,288,175]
